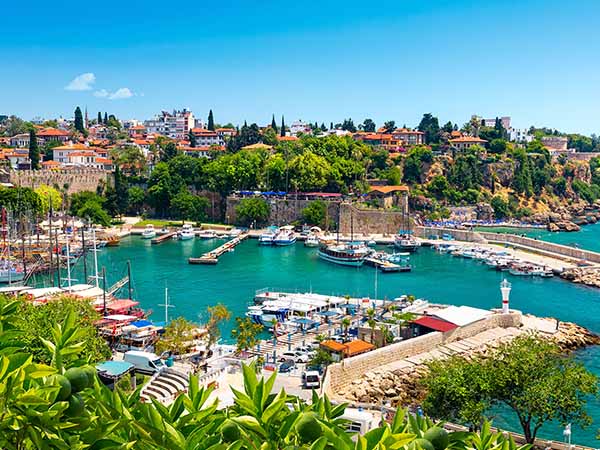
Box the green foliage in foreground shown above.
[421,334,598,443]
[0,295,538,449]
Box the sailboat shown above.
[393,197,420,252]
[318,206,371,266]
[0,208,25,284]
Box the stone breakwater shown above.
[561,267,600,288]
[336,319,599,407]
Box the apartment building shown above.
[144,109,195,139]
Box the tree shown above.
[97,111,102,124]
[206,304,231,348]
[155,317,198,355]
[271,114,278,133]
[489,138,508,154]
[231,317,263,353]
[382,121,396,133]
[171,191,209,223]
[28,128,40,169]
[262,127,278,146]
[362,118,376,132]
[103,112,108,124]
[188,129,197,148]
[512,149,534,196]
[281,115,286,137]
[69,191,105,216]
[301,200,327,228]
[0,187,41,216]
[289,151,330,191]
[422,334,598,443]
[235,198,270,226]
[77,200,112,226]
[35,185,62,215]
[417,113,440,144]
[127,186,145,214]
[74,106,85,133]
[490,196,509,218]
[207,109,215,131]
[161,141,179,162]
[341,118,356,132]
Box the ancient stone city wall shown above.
[8,169,113,194]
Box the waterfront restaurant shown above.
[366,185,409,209]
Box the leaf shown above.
[261,389,286,424]
[310,436,329,450]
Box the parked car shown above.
[279,361,295,373]
[302,370,321,389]
[279,351,310,364]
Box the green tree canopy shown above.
[35,185,62,215]
[301,200,327,228]
[235,198,270,226]
[171,191,209,222]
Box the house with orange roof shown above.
[95,157,114,171]
[179,145,225,158]
[367,185,409,209]
[37,128,70,145]
[320,339,375,362]
[191,128,224,147]
[41,160,62,169]
[278,135,299,142]
[128,125,146,138]
[448,135,488,151]
[216,128,236,138]
[391,128,425,146]
[9,133,30,148]
[53,143,102,164]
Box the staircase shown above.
[140,368,189,404]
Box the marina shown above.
[188,231,248,264]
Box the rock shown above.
[547,223,560,232]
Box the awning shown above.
[318,311,338,317]
[432,306,491,327]
[107,299,140,311]
[293,318,315,325]
[131,319,153,328]
[96,360,134,378]
[412,317,458,332]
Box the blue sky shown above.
[2,0,599,134]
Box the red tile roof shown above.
[368,185,409,194]
[449,136,487,143]
[412,317,458,332]
[278,136,299,141]
[191,128,218,136]
[38,128,70,137]
[42,160,61,166]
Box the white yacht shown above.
[304,234,319,247]
[141,225,156,239]
[197,230,218,239]
[177,224,195,240]
[272,226,297,246]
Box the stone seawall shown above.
[225,196,340,227]
[415,226,487,243]
[323,312,522,396]
[338,204,410,235]
[6,169,113,194]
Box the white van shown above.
[302,370,321,389]
[340,408,378,435]
[123,351,165,374]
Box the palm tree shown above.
[366,308,376,345]
[341,317,351,340]
[393,311,416,340]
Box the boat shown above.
[0,262,25,283]
[318,241,372,267]
[273,226,297,246]
[393,234,421,252]
[367,239,377,247]
[304,235,320,247]
[141,225,156,239]
[177,224,195,240]
[259,226,278,246]
[197,230,218,239]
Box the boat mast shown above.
[90,227,100,288]
[102,267,107,316]
[48,202,54,286]
[6,210,11,286]
[81,227,88,282]
[63,229,73,289]
[127,260,133,300]
[158,284,174,324]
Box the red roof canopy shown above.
[412,317,458,332]
[106,299,139,311]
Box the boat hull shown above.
[318,250,365,267]
[273,238,296,246]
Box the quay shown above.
[188,232,249,264]
[364,256,409,273]
[151,231,177,245]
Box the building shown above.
[290,120,311,135]
[367,185,409,209]
[508,128,533,143]
[53,143,99,164]
[37,128,70,145]
[391,128,425,146]
[448,136,488,151]
[190,128,224,146]
[179,145,225,158]
[128,125,146,137]
[9,133,30,148]
[541,136,568,152]
[481,116,511,129]
[144,109,195,139]
[320,339,375,362]
[216,128,236,139]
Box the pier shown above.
[188,232,249,264]
[151,231,177,245]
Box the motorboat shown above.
[141,225,156,239]
[304,234,320,247]
[273,226,297,246]
[259,226,278,246]
[197,230,218,239]
[393,234,421,252]
[367,239,377,247]
[177,224,195,240]
[318,241,372,267]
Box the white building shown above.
[144,109,195,139]
[190,128,224,146]
[9,133,30,148]
[509,128,533,143]
[482,116,511,129]
[290,120,311,135]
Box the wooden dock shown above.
[364,256,410,273]
[151,231,177,245]
[188,233,248,264]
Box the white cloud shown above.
[65,73,96,91]
[93,89,109,98]
[108,87,133,100]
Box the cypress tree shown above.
[207,109,215,131]
[28,128,40,169]
[104,112,108,124]
[271,114,277,133]
[74,106,85,133]
[188,129,197,148]
[97,112,102,125]
[280,116,285,137]
[330,122,333,130]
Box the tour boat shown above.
[318,241,372,267]
[393,234,421,252]
[272,226,297,246]
[258,226,278,245]
[177,224,195,240]
[141,225,156,239]
[0,262,25,284]
[304,235,320,247]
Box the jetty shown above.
[151,231,177,245]
[364,256,409,273]
[188,232,249,264]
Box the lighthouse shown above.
[500,279,511,314]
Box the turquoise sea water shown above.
[32,234,600,446]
